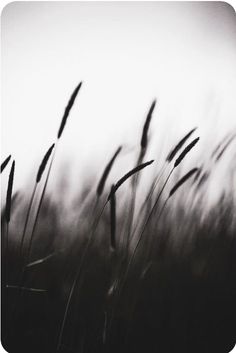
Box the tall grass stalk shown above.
[128,138,199,269]
[107,139,200,340]
[23,82,82,264]
[88,145,122,225]
[8,144,55,342]
[18,142,55,269]
[5,160,15,280]
[56,198,108,352]
[158,168,199,219]
[4,160,15,346]
[125,101,156,249]
[105,167,174,345]
[18,184,37,266]
[122,167,197,351]
[130,128,197,242]
[25,144,57,265]
[129,163,167,242]
[97,146,122,197]
[57,160,154,351]
[57,82,83,139]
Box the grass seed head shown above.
[174,137,200,168]
[169,168,198,197]
[166,127,197,163]
[57,81,82,139]
[36,143,55,183]
[107,159,154,201]
[141,100,156,150]
[1,155,11,173]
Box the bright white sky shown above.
[1,2,236,193]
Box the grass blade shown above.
[6,285,47,293]
[26,248,66,268]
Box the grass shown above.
[1,84,236,353]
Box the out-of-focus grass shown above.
[1,150,236,353]
[1,84,236,352]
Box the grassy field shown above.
[1,83,236,353]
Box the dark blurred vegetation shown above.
[1,165,236,353]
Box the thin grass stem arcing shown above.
[129,163,167,243]
[1,155,11,173]
[18,184,37,262]
[9,147,56,339]
[57,162,154,351]
[57,81,83,139]
[56,199,108,352]
[132,167,173,250]
[25,146,56,265]
[109,167,173,321]
[19,143,55,268]
[107,160,154,201]
[174,137,200,168]
[96,146,122,197]
[166,127,197,162]
[107,166,173,341]
[12,146,57,332]
[127,100,156,245]
[117,153,200,304]
[157,168,199,220]
[109,185,116,251]
[4,160,15,289]
[131,129,197,239]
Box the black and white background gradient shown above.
[1,2,236,353]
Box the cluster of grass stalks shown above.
[1,83,236,353]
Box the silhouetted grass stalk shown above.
[5,160,15,282]
[56,198,108,352]
[18,183,37,267]
[125,101,156,250]
[107,139,200,340]
[57,160,154,351]
[130,163,167,242]
[25,144,57,265]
